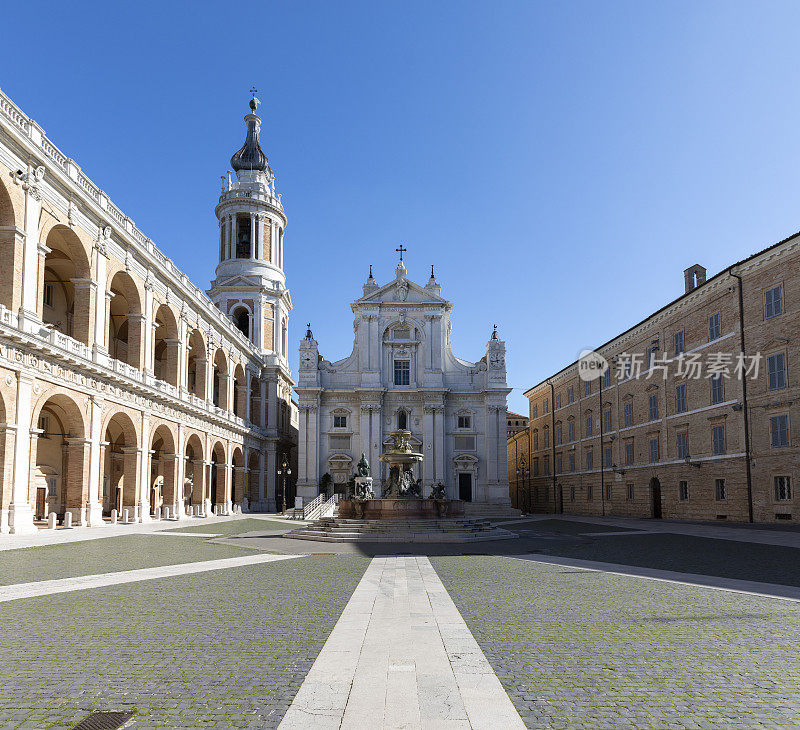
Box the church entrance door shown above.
[458,473,472,502]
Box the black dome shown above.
[230,114,269,173]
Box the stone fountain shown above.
[337,430,464,519]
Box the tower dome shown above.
[230,99,271,174]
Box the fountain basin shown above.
[338,498,464,520]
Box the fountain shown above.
[337,430,464,519]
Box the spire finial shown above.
[395,244,407,262]
[369,264,373,277]
[249,87,260,113]
[305,322,313,340]
[491,324,498,340]
[430,264,435,278]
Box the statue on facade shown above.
[430,482,447,500]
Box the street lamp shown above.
[515,454,530,513]
[277,457,292,514]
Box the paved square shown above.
[1,515,800,728]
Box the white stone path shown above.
[279,556,525,730]
[0,553,300,603]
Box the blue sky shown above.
[3,1,800,413]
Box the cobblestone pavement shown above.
[165,518,292,536]
[542,529,800,586]
[431,555,800,729]
[0,556,370,729]
[0,535,256,586]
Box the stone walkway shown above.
[0,553,299,603]
[279,556,525,730]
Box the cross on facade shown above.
[396,244,407,262]
[249,86,258,98]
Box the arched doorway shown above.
[184,434,205,514]
[212,349,229,409]
[232,447,244,506]
[650,477,662,519]
[232,306,250,340]
[153,305,179,386]
[211,442,226,513]
[103,412,139,520]
[107,272,143,368]
[33,394,87,525]
[186,329,206,398]
[42,226,92,345]
[150,425,177,517]
[233,365,246,418]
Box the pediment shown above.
[357,278,448,305]
[213,275,259,289]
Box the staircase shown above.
[462,503,524,520]
[284,517,517,543]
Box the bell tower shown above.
[208,93,291,361]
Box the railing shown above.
[302,494,325,521]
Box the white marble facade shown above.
[295,258,511,504]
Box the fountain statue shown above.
[380,430,424,498]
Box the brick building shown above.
[0,88,297,535]
[511,233,799,523]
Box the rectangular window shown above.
[604,369,611,388]
[457,415,471,429]
[606,483,612,501]
[676,383,687,413]
[604,447,612,466]
[544,457,550,475]
[454,435,476,451]
[775,476,791,501]
[586,416,592,437]
[569,452,575,472]
[649,438,658,463]
[711,373,724,404]
[568,386,574,403]
[533,404,538,419]
[556,393,561,409]
[544,429,550,448]
[43,283,54,308]
[556,455,562,474]
[765,285,783,319]
[625,442,634,466]
[647,345,657,368]
[624,402,633,428]
[570,486,575,501]
[556,424,562,445]
[586,449,593,470]
[627,483,634,501]
[715,478,726,501]
[585,380,591,396]
[333,415,347,428]
[543,399,549,414]
[533,432,539,450]
[677,431,689,459]
[568,421,575,442]
[709,312,720,341]
[587,484,593,500]
[768,353,786,391]
[712,424,726,455]
[603,410,611,432]
[533,458,539,476]
[649,393,658,421]
[679,481,689,501]
[674,330,684,355]
[393,360,410,386]
[771,414,789,448]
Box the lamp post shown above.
[515,454,530,513]
[277,457,292,514]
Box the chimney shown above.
[683,264,707,293]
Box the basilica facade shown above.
[0,88,296,535]
[295,258,511,503]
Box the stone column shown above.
[127,313,146,369]
[92,242,109,360]
[0,423,18,533]
[18,175,43,332]
[258,449,267,510]
[174,423,186,517]
[65,438,91,526]
[85,395,104,527]
[434,406,445,486]
[71,278,96,347]
[266,441,278,510]
[9,373,36,534]
[34,241,50,321]
[423,406,435,489]
[104,290,114,351]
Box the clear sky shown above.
[3,1,800,413]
